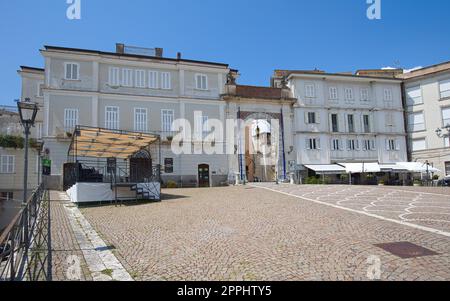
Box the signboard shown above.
[42,159,51,176]
[164,158,174,174]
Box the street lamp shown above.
[436,125,450,146]
[17,98,39,248]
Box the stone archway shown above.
[240,112,280,182]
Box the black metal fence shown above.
[0,184,51,281]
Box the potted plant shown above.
[378,179,385,186]
[413,180,422,187]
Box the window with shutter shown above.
[134,108,148,132]
[109,67,120,86]
[135,70,146,88]
[406,86,422,105]
[161,72,171,90]
[122,69,133,87]
[64,108,79,133]
[439,79,450,99]
[148,71,158,89]
[196,74,208,90]
[0,155,15,174]
[64,63,79,80]
[105,106,120,130]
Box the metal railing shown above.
[0,184,51,281]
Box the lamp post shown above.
[436,125,450,147]
[17,98,39,249]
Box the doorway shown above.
[198,164,210,188]
[130,150,152,183]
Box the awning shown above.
[379,164,409,173]
[68,126,160,159]
[304,164,347,175]
[339,163,381,173]
[396,162,441,173]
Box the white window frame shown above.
[0,155,15,174]
[36,122,43,139]
[122,69,134,87]
[443,107,450,127]
[161,109,174,133]
[161,72,171,90]
[331,139,341,151]
[344,88,354,101]
[439,79,450,99]
[363,139,376,151]
[384,88,393,102]
[148,70,158,89]
[387,139,397,151]
[108,67,120,86]
[134,108,148,133]
[305,84,315,98]
[307,112,316,124]
[195,74,208,90]
[306,138,320,150]
[363,114,371,133]
[105,106,120,130]
[408,112,426,132]
[329,87,338,100]
[347,139,359,151]
[406,86,423,105]
[347,114,355,133]
[64,62,80,80]
[135,70,146,88]
[360,88,369,101]
[412,138,427,152]
[330,113,339,132]
[64,108,79,133]
[37,82,44,97]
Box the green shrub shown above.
[166,180,178,189]
[0,134,24,149]
[306,176,319,185]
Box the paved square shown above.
[79,185,450,281]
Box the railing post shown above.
[10,227,16,281]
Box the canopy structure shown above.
[339,163,381,174]
[397,162,441,173]
[379,164,409,173]
[68,126,160,159]
[304,164,347,175]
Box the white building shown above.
[19,44,240,189]
[272,69,408,182]
[400,61,450,177]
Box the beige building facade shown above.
[400,62,450,177]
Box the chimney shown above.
[177,52,182,60]
[116,43,125,54]
[155,48,163,58]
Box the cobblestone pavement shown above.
[79,186,450,281]
[254,184,450,234]
[50,191,92,281]
[50,191,132,281]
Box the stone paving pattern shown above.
[79,186,450,281]
[50,191,92,281]
[256,184,450,233]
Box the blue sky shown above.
[0,0,449,106]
